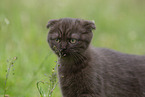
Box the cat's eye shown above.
[70,39,77,44]
[55,38,60,43]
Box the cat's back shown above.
[92,47,145,78]
[92,47,145,65]
[91,47,145,97]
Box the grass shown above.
[4,57,17,97]
[36,64,58,97]
[0,0,145,96]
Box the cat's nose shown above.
[60,45,67,51]
[60,42,67,52]
[60,48,66,52]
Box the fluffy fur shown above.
[47,18,145,97]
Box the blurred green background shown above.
[0,0,145,97]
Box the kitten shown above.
[47,18,145,97]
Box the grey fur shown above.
[47,18,145,97]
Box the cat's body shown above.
[58,47,145,97]
[47,18,145,97]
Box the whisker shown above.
[68,49,88,64]
[71,52,80,65]
[76,54,84,64]
[76,52,87,63]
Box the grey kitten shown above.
[47,18,145,97]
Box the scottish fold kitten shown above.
[47,18,145,97]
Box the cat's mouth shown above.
[61,52,67,57]
[59,51,69,57]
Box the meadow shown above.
[0,0,145,97]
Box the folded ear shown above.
[83,20,96,30]
[46,19,59,29]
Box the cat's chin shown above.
[58,53,76,60]
[59,51,73,58]
[60,53,67,58]
[57,53,69,58]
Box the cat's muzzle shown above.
[60,52,67,57]
[60,49,67,57]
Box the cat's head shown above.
[47,18,95,58]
